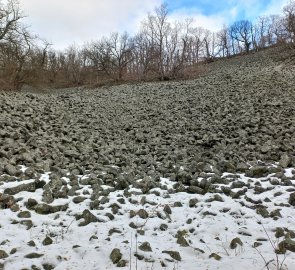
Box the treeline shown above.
[1,0,295,90]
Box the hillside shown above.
[0,45,295,270]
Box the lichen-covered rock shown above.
[209,253,222,260]
[34,203,68,215]
[77,209,97,226]
[4,182,36,195]
[278,238,295,253]
[246,166,269,178]
[17,211,31,218]
[289,192,295,206]
[0,194,16,209]
[110,248,122,264]
[279,154,291,168]
[24,253,44,259]
[139,242,152,252]
[189,198,198,208]
[137,209,149,219]
[162,250,181,261]
[275,227,285,238]
[230,237,243,249]
[0,250,8,259]
[42,236,53,246]
[4,164,17,176]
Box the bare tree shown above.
[190,27,206,63]
[269,15,287,44]
[106,32,134,81]
[230,20,253,53]
[283,0,295,43]
[143,3,170,80]
[203,29,217,60]
[0,0,24,41]
[132,30,156,79]
[217,25,231,57]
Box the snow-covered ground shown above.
[1,166,295,270]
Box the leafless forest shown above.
[0,0,295,90]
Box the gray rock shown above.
[73,196,86,204]
[42,189,54,204]
[209,253,222,260]
[206,194,224,202]
[4,164,17,176]
[0,194,15,209]
[160,224,168,231]
[27,240,36,247]
[139,242,152,252]
[4,182,36,195]
[162,250,181,261]
[176,171,192,185]
[42,263,55,270]
[20,220,33,230]
[218,160,236,173]
[189,198,198,208]
[177,235,189,247]
[17,211,31,218]
[173,201,183,207]
[42,236,53,246]
[230,237,243,249]
[278,238,295,253]
[10,248,17,255]
[0,250,8,259]
[117,260,127,267]
[78,209,97,226]
[279,154,291,168]
[231,181,246,189]
[137,209,149,219]
[110,248,122,264]
[129,210,136,218]
[256,207,269,218]
[187,186,204,194]
[247,166,269,178]
[163,204,172,215]
[34,203,68,215]
[24,253,44,259]
[275,227,285,238]
[288,192,295,206]
[64,150,80,158]
[26,198,38,209]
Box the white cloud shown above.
[17,0,290,49]
[19,0,161,49]
[263,0,290,16]
[169,8,227,32]
[229,7,238,18]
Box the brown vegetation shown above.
[0,0,295,90]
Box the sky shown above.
[17,0,290,49]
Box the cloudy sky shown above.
[18,0,289,49]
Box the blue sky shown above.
[19,0,289,49]
[168,0,287,22]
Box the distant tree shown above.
[85,32,133,82]
[142,3,170,80]
[269,15,288,44]
[217,25,231,57]
[203,29,217,60]
[103,32,134,81]
[283,0,295,43]
[230,20,253,53]
[190,27,206,63]
[0,0,24,41]
[132,31,156,79]
[0,0,38,90]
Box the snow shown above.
[0,170,295,270]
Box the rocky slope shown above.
[0,45,295,270]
